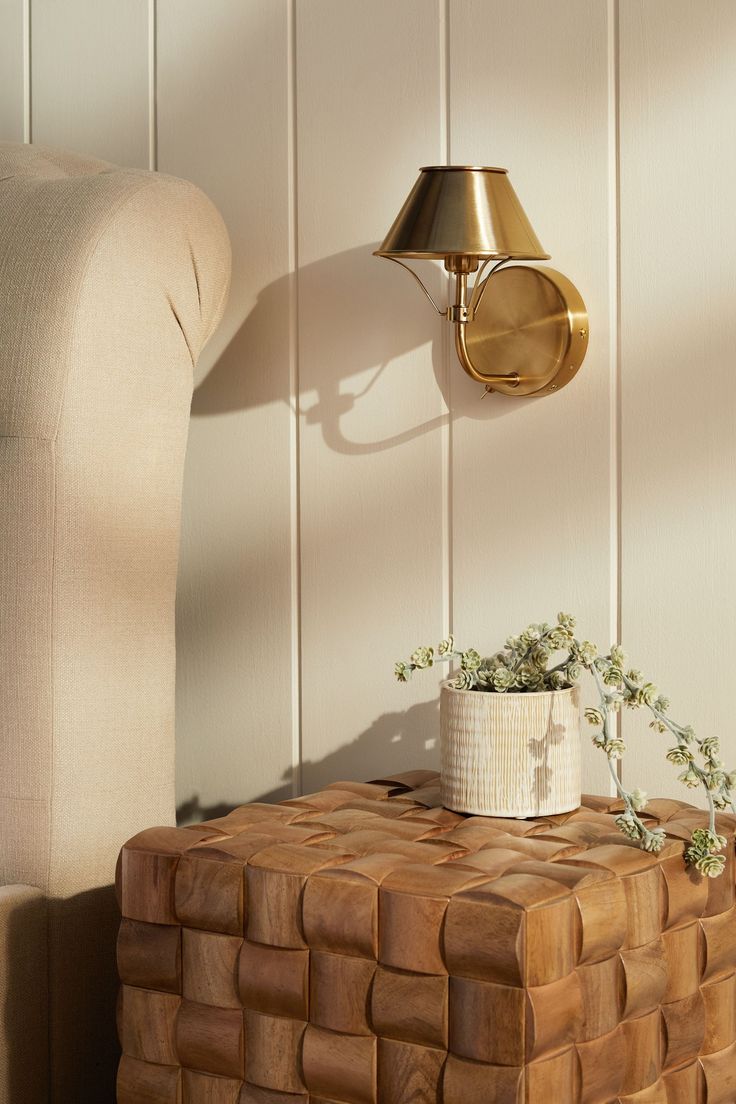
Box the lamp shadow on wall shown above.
[177,243,523,827]
[192,242,520,437]
[177,696,439,823]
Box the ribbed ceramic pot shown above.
[440,682,581,817]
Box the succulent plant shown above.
[396,613,734,877]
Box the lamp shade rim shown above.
[419,165,508,174]
[373,249,552,261]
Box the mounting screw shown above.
[569,364,575,371]
[579,328,587,338]
[548,384,558,391]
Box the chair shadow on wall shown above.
[177,697,440,823]
[191,241,518,437]
[4,888,120,1104]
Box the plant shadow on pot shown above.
[529,718,569,807]
[440,684,581,818]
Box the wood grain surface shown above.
[116,771,736,1102]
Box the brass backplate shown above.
[465,265,589,396]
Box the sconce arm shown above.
[382,256,447,317]
[454,321,520,389]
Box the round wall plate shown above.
[465,265,589,396]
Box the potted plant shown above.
[395,612,735,877]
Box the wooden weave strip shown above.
[116,771,736,1103]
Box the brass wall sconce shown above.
[375,166,588,396]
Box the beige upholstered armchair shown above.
[0,144,230,1103]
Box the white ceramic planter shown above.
[440,682,581,817]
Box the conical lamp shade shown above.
[375,166,550,261]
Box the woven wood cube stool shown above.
[116,769,736,1104]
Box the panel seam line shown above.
[608,0,623,792]
[288,0,303,797]
[440,0,453,646]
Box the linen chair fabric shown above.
[0,143,230,1102]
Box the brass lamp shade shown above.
[375,166,550,261]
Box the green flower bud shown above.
[641,828,667,853]
[606,738,626,760]
[584,708,605,727]
[610,644,626,667]
[576,640,598,665]
[654,695,670,712]
[639,683,658,705]
[666,746,693,767]
[615,813,642,840]
[437,635,455,655]
[678,767,700,789]
[547,627,572,650]
[460,648,481,672]
[557,612,576,630]
[519,627,541,649]
[518,664,544,690]
[630,787,648,811]
[701,736,721,759]
[410,646,434,669]
[626,669,643,684]
[694,853,727,878]
[706,770,726,792]
[394,661,412,683]
[491,666,514,692]
[452,669,474,690]
[603,665,624,687]
[690,828,727,853]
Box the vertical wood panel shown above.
[0,0,25,141]
[31,0,149,166]
[297,0,447,791]
[619,0,736,800]
[9,0,733,814]
[449,0,613,794]
[157,1,296,815]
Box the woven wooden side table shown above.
[115,770,736,1104]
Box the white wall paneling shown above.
[2,0,735,814]
[30,0,150,167]
[449,0,614,795]
[619,0,736,802]
[0,0,25,142]
[296,0,447,792]
[157,0,296,816]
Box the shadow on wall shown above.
[192,241,520,439]
[177,697,440,824]
[177,242,526,823]
[3,892,47,1104]
[4,887,120,1104]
